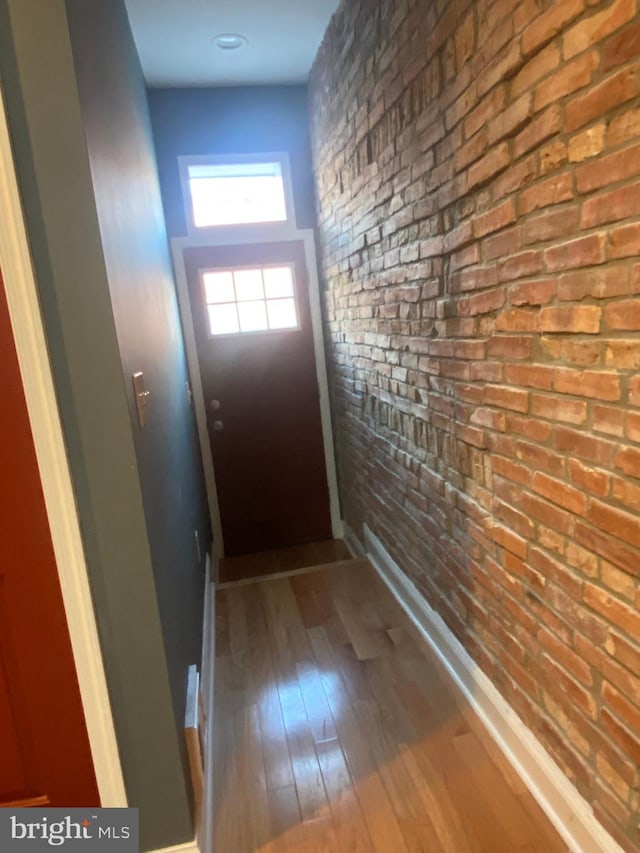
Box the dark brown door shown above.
[184,240,332,556]
[0,274,99,808]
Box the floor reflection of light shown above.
[258,669,344,742]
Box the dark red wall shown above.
[0,270,98,805]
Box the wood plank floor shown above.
[212,556,567,852]
[218,539,352,584]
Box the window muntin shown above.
[202,265,298,336]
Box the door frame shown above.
[172,227,343,560]
[0,80,127,807]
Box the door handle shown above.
[210,399,221,411]
[212,419,224,431]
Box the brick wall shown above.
[309,0,640,847]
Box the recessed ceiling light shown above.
[212,33,248,51]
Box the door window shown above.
[202,264,299,336]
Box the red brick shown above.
[611,477,640,513]
[539,140,568,176]
[487,335,533,361]
[577,522,640,576]
[516,441,565,477]
[544,233,606,271]
[602,681,640,737]
[511,43,561,99]
[578,610,640,687]
[491,455,531,486]
[601,559,637,600]
[603,21,640,71]
[453,264,499,292]
[568,123,605,163]
[534,50,599,111]
[605,299,640,331]
[625,411,640,442]
[464,87,507,140]
[607,107,640,147]
[455,10,476,69]
[522,0,585,57]
[310,6,640,842]
[508,414,553,444]
[477,41,523,99]
[568,457,609,496]
[472,199,516,238]
[564,0,636,60]
[507,365,554,389]
[513,106,562,159]
[463,288,506,316]
[539,305,601,333]
[609,223,640,260]
[575,142,640,194]
[467,142,510,190]
[566,65,640,132]
[519,173,574,215]
[606,631,640,679]
[589,499,640,549]
[593,404,626,437]
[522,206,580,245]
[487,94,534,146]
[482,226,522,261]
[532,471,587,515]
[581,181,640,227]
[495,308,539,332]
[484,384,529,412]
[492,156,537,199]
[601,709,640,766]
[558,265,630,300]
[555,368,620,401]
[485,520,528,559]
[555,426,616,466]
[593,778,632,831]
[540,654,597,718]
[538,626,592,685]
[566,541,599,576]
[615,447,640,478]
[531,393,587,424]
[455,128,489,171]
[498,250,541,282]
[509,278,556,306]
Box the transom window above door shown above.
[180,153,294,230]
[202,265,299,336]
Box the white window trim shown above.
[178,151,297,236]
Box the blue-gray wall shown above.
[149,85,316,237]
[0,0,210,848]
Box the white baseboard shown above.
[363,523,624,853]
[343,520,366,558]
[200,550,217,853]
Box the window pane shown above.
[208,304,239,335]
[267,298,298,330]
[189,174,286,227]
[234,269,264,301]
[238,300,268,332]
[203,270,234,303]
[264,266,294,299]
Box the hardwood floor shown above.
[212,556,567,852]
[218,539,352,584]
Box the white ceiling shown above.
[124,0,341,88]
